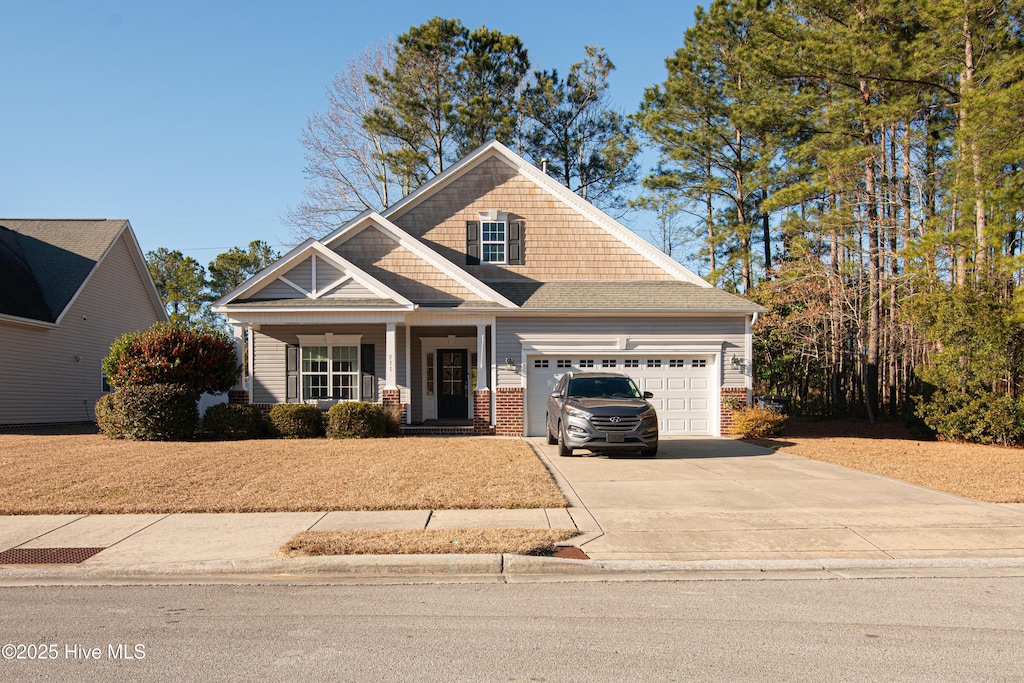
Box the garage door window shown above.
[647,359,662,368]
[579,359,594,368]
[624,359,639,368]
[601,359,617,368]
[557,359,571,368]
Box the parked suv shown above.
[545,372,658,457]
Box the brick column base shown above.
[228,390,249,404]
[720,387,750,436]
[495,387,524,436]
[382,389,407,425]
[473,389,495,435]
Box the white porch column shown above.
[476,324,488,391]
[385,322,397,389]
[231,324,246,390]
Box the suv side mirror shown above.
[550,391,561,399]
[643,391,654,399]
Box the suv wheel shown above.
[640,440,658,458]
[546,414,557,445]
[556,422,573,457]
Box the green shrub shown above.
[381,404,404,436]
[94,393,126,439]
[113,384,199,441]
[732,405,788,439]
[203,403,265,440]
[103,321,240,394]
[326,402,389,438]
[915,389,1024,445]
[268,404,324,438]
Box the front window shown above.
[302,345,359,400]
[481,221,506,263]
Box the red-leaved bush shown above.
[102,322,240,395]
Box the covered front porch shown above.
[229,314,503,435]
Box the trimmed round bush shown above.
[113,384,199,441]
[103,321,240,395]
[94,393,126,439]
[326,401,388,438]
[268,404,325,438]
[203,403,265,440]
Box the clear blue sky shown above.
[1,0,699,267]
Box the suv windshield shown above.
[566,377,642,399]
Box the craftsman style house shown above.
[0,219,166,427]
[214,141,763,437]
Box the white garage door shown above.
[526,355,716,437]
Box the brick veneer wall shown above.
[381,389,408,425]
[228,390,249,404]
[473,389,495,435]
[495,387,524,436]
[720,387,750,436]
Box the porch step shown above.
[400,424,490,436]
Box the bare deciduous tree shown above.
[286,41,401,241]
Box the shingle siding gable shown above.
[335,226,482,303]
[389,157,674,282]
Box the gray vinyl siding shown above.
[251,324,404,405]
[250,277,375,301]
[0,234,164,425]
[494,316,749,388]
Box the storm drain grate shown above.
[0,547,106,565]
[551,546,590,560]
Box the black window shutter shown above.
[360,343,376,402]
[508,220,525,265]
[466,221,480,265]
[285,344,300,402]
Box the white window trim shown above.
[296,334,363,403]
[478,210,508,265]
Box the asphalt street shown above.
[1,577,1023,681]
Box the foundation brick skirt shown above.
[495,387,524,436]
[720,387,750,436]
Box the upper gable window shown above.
[466,218,524,266]
[481,221,506,263]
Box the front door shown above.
[437,349,469,419]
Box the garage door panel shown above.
[526,354,717,437]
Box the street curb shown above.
[3,554,1024,584]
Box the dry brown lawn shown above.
[281,528,579,556]
[750,419,1024,503]
[0,435,567,514]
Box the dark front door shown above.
[437,349,469,419]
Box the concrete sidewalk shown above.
[0,508,573,568]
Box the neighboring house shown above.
[0,219,167,427]
[213,141,765,437]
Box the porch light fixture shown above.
[730,355,744,370]
[503,356,516,371]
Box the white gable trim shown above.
[323,212,519,308]
[213,239,414,310]
[383,140,710,288]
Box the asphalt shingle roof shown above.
[0,219,127,323]
[486,280,765,312]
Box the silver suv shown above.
[545,372,658,457]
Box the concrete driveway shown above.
[531,437,1024,562]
